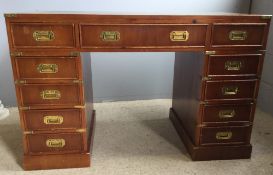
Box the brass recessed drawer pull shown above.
[100,31,120,41]
[170,31,189,41]
[219,110,236,118]
[229,30,247,41]
[222,86,239,95]
[43,115,63,125]
[46,139,65,148]
[37,64,58,73]
[216,132,232,140]
[40,90,61,100]
[33,31,55,41]
[225,60,243,71]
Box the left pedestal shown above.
[9,52,95,170]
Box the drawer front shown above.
[10,23,76,48]
[204,80,257,101]
[207,55,261,77]
[200,126,251,145]
[202,104,253,123]
[25,133,85,154]
[22,109,85,131]
[14,57,80,80]
[80,24,207,48]
[211,24,267,48]
[18,84,83,106]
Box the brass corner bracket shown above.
[261,15,272,20]
[10,52,23,57]
[72,80,83,84]
[19,106,30,111]
[205,51,216,55]
[14,80,27,84]
[76,128,86,133]
[4,13,17,18]
[70,52,80,57]
[74,105,86,109]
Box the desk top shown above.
[4,12,272,24]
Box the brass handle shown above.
[216,132,233,140]
[222,86,239,95]
[219,110,236,118]
[33,31,55,41]
[229,30,247,41]
[40,90,61,100]
[225,60,243,71]
[37,64,58,73]
[170,31,189,41]
[43,115,63,124]
[100,31,120,41]
[46,139,65,148]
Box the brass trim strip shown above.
[76,128,86,133]
[24,131,34,135]
[72,80,83,83]
[19,106,30,110]
[202,77,212,81]
[205,51,216,55]
[74,105,86,109]
[14,80,27,84]
[10,52,23,57]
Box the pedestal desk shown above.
[4,12,272,170]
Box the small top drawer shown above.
[211,24,267,48]
[14,57,81,81]
[207,54,262,77]
[10,23,76,48]
[80,24,207,48]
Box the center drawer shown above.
[80,24,208,48]
[25,132,86,155]
[21,109,86,131]
[17,83,84,106]
[204,79,258,101]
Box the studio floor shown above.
[0,99,272,175]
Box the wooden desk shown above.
[4,13,272,170]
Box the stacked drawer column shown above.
[171,19,271,160]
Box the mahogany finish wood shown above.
[22,108,86,131]
[4,12,271,170]
[14,57,82,80]
[80,24,208,48]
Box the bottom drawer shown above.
[25,132,87,155]
[200,126,251,146]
